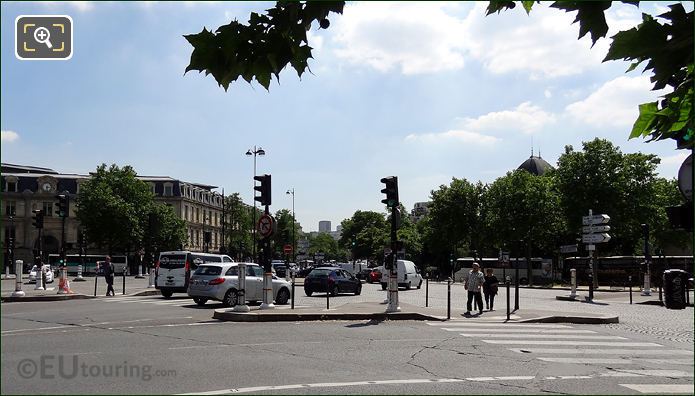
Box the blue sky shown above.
[2,1,691,232]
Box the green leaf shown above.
[629,102,658,139]
[551,1,612,45]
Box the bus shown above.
[454,257,556,285]
[48,254,128,275]
[562,255,693,287]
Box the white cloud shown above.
[461,102,556,135]
[565,76,663,128]
[544,89,552,98]
[1,130,19,143]
[33,1,94,12]
[658,151,690,179]
[405,129,499,145]
[331,2,467,75]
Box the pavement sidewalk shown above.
[0,275,159,302]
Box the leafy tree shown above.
[187,1,693,146]
[272,208,300,258]
[77,164,186,255]
[225,193,254,260]
[308,232,339,261]
[339,210,387,262]
[487,1,693,146]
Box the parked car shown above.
[297,266,314,278]
[156,251,234,298]
[28,264,54,284]
[304,267,361,296]
[381,260,423,290]
[272,262,287,278]
[368,266,383,284]
[187,262,291,307]
[356,268,372,281]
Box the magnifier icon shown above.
[33,27,53,49]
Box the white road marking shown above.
[107,322,225,330]
[463,334,626,339]
[509,348,692,355]
[614,370,693,377]
[2,328,92,337]
[483,340,662,346]
[427,322,571,328]
[619,384,695,393]
[557,375,593,379]
[439,328,596,334]
[538,358,634,364]
[641,359,694,365]
[2,325,73,334]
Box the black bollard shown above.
[506,279,511,321]
[425,277,429,308]
[629,276,633,304]
[94,272,98,297]
[326,277,330,310]
[291,276,295,310]
[588,273,594,301]
[514,273,519,311]
[122,269,126,295]
[447,278,451,320]
[659,284,662,302]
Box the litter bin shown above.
[662,269,689,310]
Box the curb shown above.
[0,294,95,303]
[519,315,619,324]
[212,310,446,322]
[132,289,161,297]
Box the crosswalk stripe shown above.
[539,358,634,364]
[613,370,693,377]
[439,328,595,334]
[427,322,571,328]
[483,340,662,346]
[509,348,692,355]
[463,334,626,340]
[641,359,694,365]
[619,384,694,393]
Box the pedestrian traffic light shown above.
[55,194,69,218]
[254,174,272,206]
[666,204,694,231]
[380,176,398,208]
[32,209,44,229]
[384,253,394,270]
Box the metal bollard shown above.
[447,277,452,320]
[506,276,511,321]
[148,270,156,288]
[326,277,330,310]
[658,284,662,302]
[514,273,519,311]
[94,271,98,296]
[569,269,577,299]
[34,266,45,290]
[135,263,145,279]
[233,263,250,312]
[11,260,25,297]
[588,273,594,301]
[629,276,633,304]
[73,265,86,282]
[122,270,126,295]
[291,274,295,310]
[425,277,429,307]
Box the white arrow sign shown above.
[582,225,611,233]
[582,233,611,244]
[582,214,610,225]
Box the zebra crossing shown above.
[427,320,693,370]
[96,295,303,309]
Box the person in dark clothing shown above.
[483,268,499,311]
[103,256,115,296]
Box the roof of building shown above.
[1,163,59,174]
[517,155,554,176]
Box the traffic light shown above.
[7,237,14,258]
[384,253,394,270]
[380,176,398,208]
[254,174,272,206]
[32,209,44,229]
[666,204,694,231]
[55,194,69,218]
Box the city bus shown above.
[48,254,128,275]
[562,255,693,287]
[454,257,556,285]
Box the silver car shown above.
[187,262,292,307]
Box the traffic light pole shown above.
[386,203,400,313]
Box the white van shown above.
[156,251,234,298]
[380,260,423,290]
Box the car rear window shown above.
[159,254,186,269]
[307,269,332,278]
[194,266,222,276]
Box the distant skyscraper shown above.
[336,225,342,232]
[318,220,331,233]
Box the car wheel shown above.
[276,288,290,305]
[381,282,387,290]
[161,290,173,299]
[330,285,338,296]
[193,297,207,306]
[355,285,361,296]
[417,280,422,289]
[305,289,313,297]
[406,282,411,290]
[223,289,238,307]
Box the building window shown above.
[196,208,200,223]
[5,180,17,192]
[196,230,200,247]
[150,183,156,195]
[42,202,53,217]
[5,201,16,217]
[184,205,189,221]
[164,183,173,197]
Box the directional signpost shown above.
[582,210,611,293]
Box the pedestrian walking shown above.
[464,262,485,315]
[483,268,499,311]
[103,256,115,296]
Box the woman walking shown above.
[483,268,499,311]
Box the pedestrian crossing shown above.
[96,295,303,309]
[426,321,694,373]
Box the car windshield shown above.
[307,268,332,278]
[193,266,222,276]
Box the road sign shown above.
[283,244,293,254]
[257,214,275,238]
[582,233,611,244]
[582,214,610,225]
[582,225,611,233]
[560,244,578,253]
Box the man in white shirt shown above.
[464,262,484,315]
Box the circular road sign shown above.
[257,214,275,238]
[283,244,293,254]
[678,153,692,201]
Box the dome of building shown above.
[517,154,553,176]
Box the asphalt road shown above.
[1,282,693,395]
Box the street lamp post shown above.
[286,189,295,264]
[246,146,266,263]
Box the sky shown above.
[1,1,692,233]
